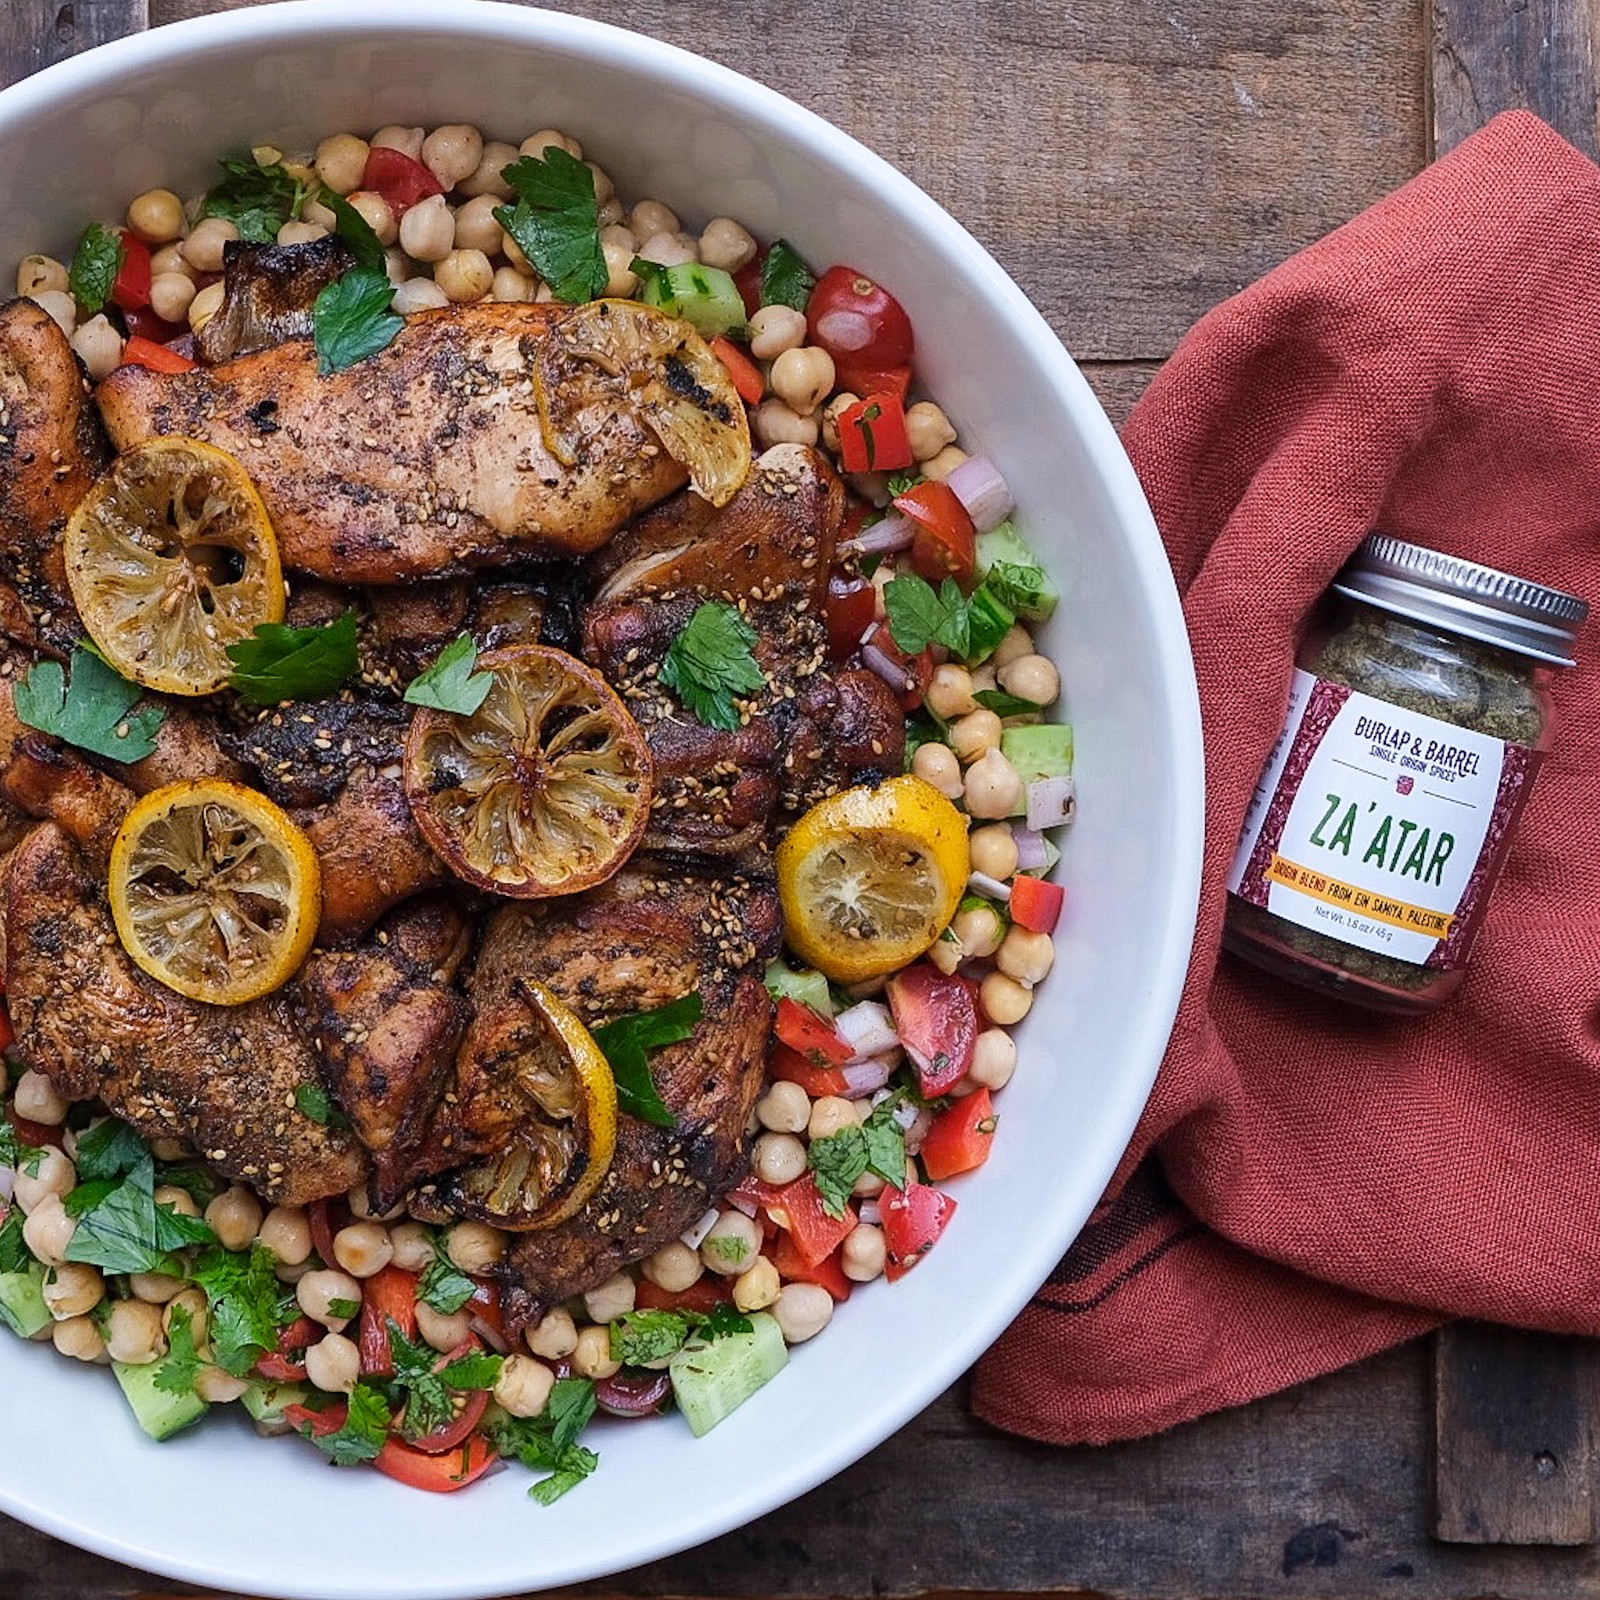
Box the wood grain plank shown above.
[0,0,148,86]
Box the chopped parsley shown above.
[190,1243,301,1376]
[759,238,816,313]
[293,1082,341,1127]
[886,471,922,498]
[589,992,704,1128]
[315,188,387,273]
[312,268,402,375]
[67,222,125,316]
[199,155,309,244]
[327,1297,361,1322]
[418,1250,477,1316]
[488,1376,600,1504]
[385,1318,503,1441]
[659,601,766,733]
[493,146,606,304]
[153,1303,203,1397]
[14,644,165,763]
[806,1096,908,1218]
[702,1233,752,1267]
[609,1304,754,1367]
[883,571,1016,663]
[404,633,494,716]
[227,610,361,705]
[306,1381,392,1466]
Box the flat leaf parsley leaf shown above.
[883,573,972,657]
[191,1243,300,1376]
[14,645,165,763]
[64,1155,216,1275]
[388,1317,503,1442]
[590,992,704,1128]
[760,238,816,313]
[67,222,125,316]
[404,633,493,716]
[659,601,766,733]
[307,1381,393,1466]
[199,155,308,244]
[293,1081,345,1127]
[315,188,387,273]
[489,1376,600,1505]
[974,688,1045,717]
[493,146,606,304]
[73,1118,150,1183]
[226,610,361,705]
[313,268,402,375]
[153,1303,203,1397]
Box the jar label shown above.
[1227,669,1542,969]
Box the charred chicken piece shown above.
[194,236,357,365]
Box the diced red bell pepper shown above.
[1009,874,1065,934]
[118,335,196,375]
[374,1432,499,1493]
[409,1337,490,1455]
[110,232,152,312]
[284,1401,346,1438]
[887,963,978,1096]
[772,1234,853,1302]
[361,146,445,215]
[634,1274,731,1316]
[826,573,876,662]
[774,997,851,1067]
[894,480,978,585]
[919,1089,998,1182]
[306,1196,353,1268]
[834,362,912,407]
[466,1278,505,1343]
[768,1174,855,1268]
[710,335,764,406]
[863,621,935,713]
[276,1316,320,1353]
[767,1043,851,1098]
[358,1265,419,1377]
[254,1351,305,1383]
[881,1182,957,1280]
[734,251,765,319]
[837,392,913,474]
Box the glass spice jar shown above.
[1224,534,1587,1014]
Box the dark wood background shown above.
[2,1,1597,1597]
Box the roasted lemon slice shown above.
[404,643,652,899]
[108,779,321,1005]
[64,438,285,697]
[427,979,617,1231]
[536,298,750,507]
[777,774,970,984]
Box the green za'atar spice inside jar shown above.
[1223,534,1587,1014]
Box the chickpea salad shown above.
[0,118,1074,1501]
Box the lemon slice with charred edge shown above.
[404,643,653,900]
[65,438,285,697]
[777,774,971,984]
[536,298,751,507]
[425,979,617,1232]
[108,778,321,1006]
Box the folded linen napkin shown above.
[974,110,1600,1445]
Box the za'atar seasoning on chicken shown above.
[0,120,1077,1492]
[1225,534,1587,1013]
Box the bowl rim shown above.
[0,3,1206,1594]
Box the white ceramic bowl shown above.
[0,5,1203,1595]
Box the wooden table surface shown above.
[2,1,1598,1597]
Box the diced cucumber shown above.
[962,584,1016,664]
[113,1358,208,1441]
[241,1377,309,1431]
[635,261,747,338]
[764,959,834,1017]
[1003,723,1074,782]
[0,1263,50,1339]
[669,1312,788,1437]
[976,522,1060,622]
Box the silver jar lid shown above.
[1331,533,1589,667]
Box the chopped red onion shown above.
[944,454,1015,533]
[903,1106,935,1156]
[862,642,913,694]
[1013,825,1051,871]
[967,870,1013,902]
[681,1205,722,1243]
[469,1314,510,1355]
[835,1000,898,1062]
[890,1100,919,1132]
[0,1167,12,1204]
[595,1370,673,1418]
[840,1058,894,1099]
[839,511,914,559]
[858,1199,883,1227]
[1026,774,1077,831]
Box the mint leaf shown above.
[590,993,703,1128]
[153,1303,203,1396]
[315,189,386,273]
[760,238,815,313]
[312,268,401,375]
[609,1309,690,1366]
[308,1381,392,1466]
[418,1251,476,1316]
[493,147,605,304]
[227,611,360,705]
[14,645,165,762]
[68,223,125,316]
[73,1118,150,1183]
[200,156,307,244]
[403,633,493,716]
[64,1146,215,1276]
[659,601,766,733]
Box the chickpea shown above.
[969,1027,1019,1091]
[601,239,639,299]
[700,1211,761,1277]
[434,248,493,303]
[992,624,1036,670]
[583,1271,636,1325]
[821,390,859,455]
[296,1268,363,1331]
[205,1185,264,1253]
[495,1353,556,1418]
[125,187,185,244]
[395,193,452,264]
[371,124,424,160]
[808,1095,856,1142]
[969,663,998,696]
[969,823,1020,880]
[315,132,371,195]
[952,903,1006,960]
[770,346,835,415]
[305,1332,361,1395]
[752,399,819,449]
[753,1131,807,1186]
[149,243,191,278]
[842,1223,888,1282]
[526,1306,578,1360]
[28,290,75,338]
[586,162,616,205]
[630,199,680,239]
[906,400,958,463]
[346,190,398,246]
[981,970,1034,1026]
[301,197,337,231]
[853,1166,887,1198]
[457,140,519,200]
[149,270,196,324]
[195,1365,250,1403]
[950,709,1003,764]
[389,1220,435,1273]
[926,664,977,721]
[748,304,807,361]
[522,128,581,159]
[965,749,1024,819]
[502,231,534,274]
[928,936,961,976]
[998,652,1061,708]
[422,123,484,188]
[332,1220,394,1279]
[451,193,503,255]
[258,1205,312,1266]
[446,1220,505,1275]
[698,216,758,272]
[152,1184,200,1219]
[571,1323,621,1380]
[756,1079,810,1134]
[188,279,226,335]
[922,444,969,482]
[162,1287,207,1337]
[43,1262,104,1320]
[491,265,534,302]
[13,1070,66,1125]
[998,926,1056,986]
[53,1314,106,1363]
[911,741,964,801]
[274,1259,314,1285]
[14,1146,75,1213]
[417,1301,474,1354]
[392,277,451,315]
[642,1241,703,1294]
[107,1299,166,1365]
[181,216,238,273]
[773,1282,834,1344]
[128,1271,184,1305]
[635,230,695,268]
[276,220,327,247]
[16,254,68,297]
[733,1255,780,1312]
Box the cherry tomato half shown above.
[807,265,914,372]
[895,481,978,585]
[886,962,978,1096]
[110,233,152,313]
[374,1432,499,1492]
[361,146,445,215]
[826,573,876,663]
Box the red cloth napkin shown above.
[973,110,1600,1446]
